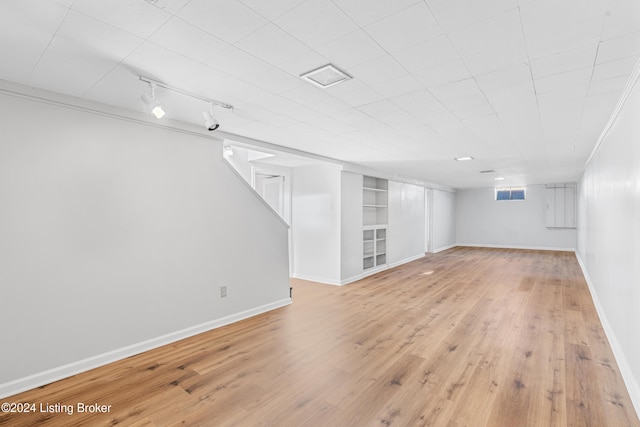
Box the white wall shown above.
[456,185,576,250]
[388,181,425,265]
[340,172,363,283]
[0,88,290,397]
[224,145,252,183]
[577,68,640,415]
[432,189,456,252]
[291,163,342,284]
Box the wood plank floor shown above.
[1,247,638,426]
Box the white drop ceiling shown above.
[1,0,639,188]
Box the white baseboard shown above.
[432,243,457,253]
[575,252,640,420]
[0,298,292,399]
[291,273,342,286]
[388,253,425,268]
[340,273,363,285]
[456,243,576,252]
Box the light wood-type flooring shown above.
[1,247,638,426]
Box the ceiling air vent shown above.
[480,170,495,173]
[300,64,351,88]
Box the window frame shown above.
[495,186,526,201]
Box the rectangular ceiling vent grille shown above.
[300,64,352,88]
[480,170,495,173]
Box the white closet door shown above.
[261,176,284,219]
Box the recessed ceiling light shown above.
[494,177,505,181]
[300,64,351,88]
[454,156,474,161]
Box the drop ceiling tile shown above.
[178,0,268,44]
[315,30,387,69]
[484,82,537,113]
[325,80,385,107]
[29,10,142,96]
[421,111,465,133]
[356,99,403,121]
[51,0,74,6]
[274,0,357,48]
[391,90,447,115]
[587,75,629,96]
[136,0,190,15]
[413,58,472,88]
[591,55,640,81]
[429,78,482,102]
[149,18,229,63]
[448,9,524,57]
[246,64,305,94]
[281,82,351,114]
[601,0,640,40]
[348,55,407,86]
[530,45,598,79]
[392,35,460,73]
[525,18,603,60]
[299,114,358,135]
[71,0,171,38]
[324,107,381,128]
[364,2,442,52]
[426,0,518,32]
[461,40,529,75]
[475,64,532,92]
[330,0,421,27]
[520,0,608,34]
[239,0,308,20]
[444,95,495,120]
[596,32,640,64]
[203,45,270,83]
[462,114,511,143]
[374,74,424,98]
[0,0,69,83]
[534,67,593,94]
[279,50,331,77]
[536,84,589,105]
[235,23,310,67]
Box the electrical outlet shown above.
[220,286,227,298]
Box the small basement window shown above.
[496,186,525,201]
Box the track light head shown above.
[202,108,219,131]
[141,87,165,119]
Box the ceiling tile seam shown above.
[329,0,422,28]
[237,0,304,22]
[80,10,183,98]
[571,6,610,171]
[419,0,504,151]
[431,3,522,34]
[515,2,548,164]
[27,3,73,82]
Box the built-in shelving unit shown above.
[363,176,388,271]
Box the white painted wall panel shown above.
[388,180,425,265]
[0,90,290,390]
[432,189,456,252]
[291,163,342,284]
[577,69,640,415]
[456,185,576,250]
[340,172,363,282]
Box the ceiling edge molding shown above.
[584,57,640,170]
[0,79,225,142]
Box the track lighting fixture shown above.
[202,102,220,131]
[139,76,233,129]
[140,82,166,119]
